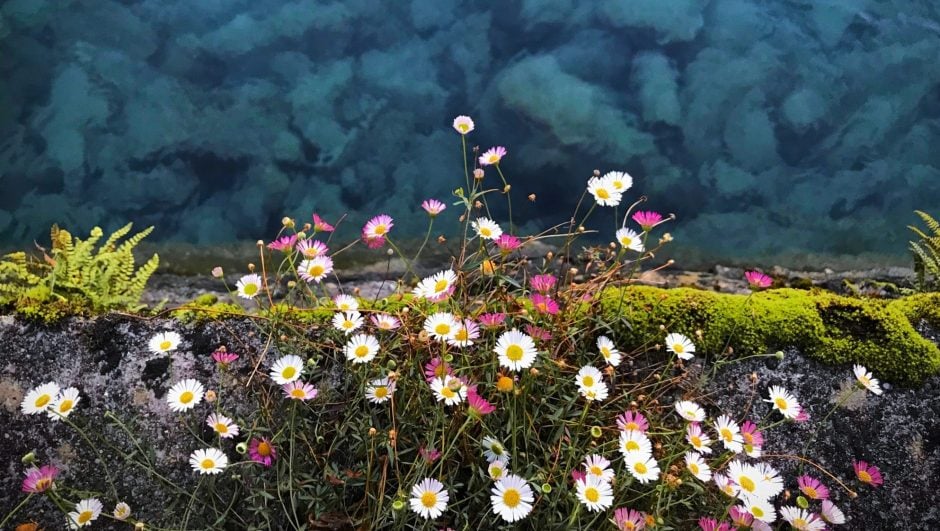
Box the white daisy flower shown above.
[576,365,609,401]
[494,329,538,371]
[333,294,359,311]
[189,448,228,475]
[472,217,503,240]
[587,175,622,207]
[332,311,363,334]
[686,422,713,454]
[583,454,615,483]
[206,413,240,439]
[424,312,459,341]
[344,334,380,364]
[853,364,883,395]
[604,171,633,192]
[47,387,80,420]
[684,451,712,482]
[616,227,645,252]
[166,379,205,412]
[742,497,777,523]
[487,457,509,480]
[482,436,509,462]
[370,313,400,331]
[269,354,304,384]
[413,269,458,301]
[490,474,534,522]
[619,430,653,458]
[112,501,131,521]
[21,382,60,415]
[665,333,695,360]
[765,385,800,419]
[821,500,846,525]
[753,461,784,498]
[431,375,467,406]
[366,377,395,403]
[727,461,779,501]
[624,452,660,484]
[714,473,739,498]
[67,498,103,528]
[675,400,706,422]
[149,331,181,355]
[714,414,744,453]
[597,336,622,367]
[298,256,333,283]
[410,477,448,519]
[780,506,826,531]
[576,475,613,512]
[236,273,263,299]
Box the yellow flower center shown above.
[858,470,872,483]
[625,422,639,431]
[625,440,640,451]
[673,343,684,353]
[491,467,503,479]
[435,323,451,335]
[774,397,788,410]
[497,376,514,392]
[612,180,623,190]
[78,510,93,524]
[282,367,297,379]
[634,462,648,474]
[58,399,74,413]
[794,518,808,527]
[596,188,610,199]
[159,340,172,351]
[180,391,194,404]
[691,435,702,446]
[689,463,700,474]
[480,227,492,237]
[290,389,306,399]
[374,224,387,236]
[686,409,697,418]
[421,491,437,508]
[590,465,603,476]
[454,329,468,341]
[458,123,469,133]
[503,488,521,507]
[201,458,216,469]
[582,376,595,387]
[491,444,504,456]
[343,320,354,329]
[488,155,499,164]
[752,506,765,518]
[215,422,229,433]
[803,486,818,498]
[434,279,449,292]
[743,432,754,444]
[308,264,325,277]
[506,345,524,362]
[374,387,388,399]
[355,345,369,358]
[601,347,611,358]
[441,387,455,399]
[243,283,258,296]
[35,478,52,491]
[739,476,756,492]
[859,375,870,385]
[35,394,51,408]
[257,442,272,456]
[625,523,636,531]
[720,428,733,442]
[585,487,599,503]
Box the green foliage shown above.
[599,286,940,386]
[909,209,940,292]
[0,223,159,318]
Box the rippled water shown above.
[2,1,939,266]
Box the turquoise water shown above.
[2,1,939,265]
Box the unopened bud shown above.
[211,266,224,278]
[302,223,312,232]
[248,263,256,272]
[369,427,377,437]
[473,168,485,180]
[281,217,294,228]
[529,367,539,376]
[256,240,264,247]
[287,281,296,289]
[204,390,217,403]
[528,194,536,201]
[21,451,36,465]
[541,483,552,494]
[775,350,785,360]
[474,200,483,209]
[593,169,600,176]
[392,499,406,511]
[796,495,809,509]
[503,184,511,193]
[388,429,397,440]
[437,235,447,244]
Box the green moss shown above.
[598,286,940,386]
[170,302,246,323]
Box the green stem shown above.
[0,494,33,529]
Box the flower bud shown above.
[503,184,511,193]
[444,354,454,363]
[473,168,485,180]
[437,235,447,244]
[369,427,377,437]
[541,483,552,494]
[776,350,785,360]
[248,263,256,272]
[386,360,397,370]
[21,451,36,465]
[796,495,809,509]
[204,390,217,403]
[528,194,536,201]
[211,266,224,278]
[590,426,602,438]
[392,500,405,511]
[282,217,295,228]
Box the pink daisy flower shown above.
[740,420,764,456]
[613,508,646,531]
[524,324,551,341]
[370,313,401,331]
[853,459,883,487]
[211,348,239,366]
[362,214,393,244]
[530,294,559,315]
[249,437,277,467]
[616,411,649,433]
[421,199,447,216]
[494,234,521,254]
[797,475,830,500]
[478,312,506,328]
[794,406,811,423]
[312,213,334,232]
[745,270,773,289]
[698,517,732,531]
[729,506,753,528]
[467,386,495,417]
[296,239,329,258]
[22,465,58,493]
[530,274,557,293]
[267,234,298,252]
[478,146,507,166]
[424,357,452,383]
[419,446,442,463]
[571,469,587,484]
[362,234,386,249]
[282,381,318,401]
[632,211,663,231]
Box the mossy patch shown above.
[598,286,940,386]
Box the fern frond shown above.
[102,222,133,252]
